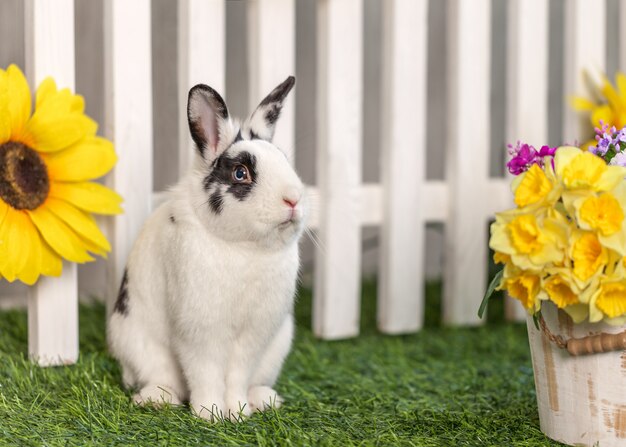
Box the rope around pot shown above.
[539,315,626,356]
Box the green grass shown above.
[0,282,564,447]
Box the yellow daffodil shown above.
[555,146,626,192]
[511,163,559,209]
[493,251,510,265]
[0,65,121,285]
[590,281,626,321]
[571,72,626,150]
[570,230,607,287]
[572,182,626,256]
[540,270,579,309]
[578,193,624,235]
[490,209,569,271]
[499,264,542,312]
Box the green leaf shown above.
[532,310,541,330]
[478,269,504,319]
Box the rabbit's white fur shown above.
[108,77,305,421]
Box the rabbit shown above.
[107,76,306,422]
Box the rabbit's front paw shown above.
[225,396,252,422]
[248,386,283,412]
[133,384,183,407]
[191,397,226,422]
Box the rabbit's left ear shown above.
[245,76,295,142]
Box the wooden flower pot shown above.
[526,302,626,446]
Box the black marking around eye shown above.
[114,269,129,316]
[209,190,224,214]
[169,215,176,223]
[203,150,258,206]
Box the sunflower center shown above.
[0,141,50,210]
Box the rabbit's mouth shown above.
[278,218,297,228]
[278,213,304,230]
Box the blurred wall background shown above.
[0,0,622,304]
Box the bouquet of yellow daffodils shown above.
[486,130,626,325]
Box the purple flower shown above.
[506,142,557,175]
[589,122,626,164]
[538,145,557,157]
[596,136,612,155]
[610,151,626,167]
[506,142,538,175]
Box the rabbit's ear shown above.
[187,84,231,160]
[245,76,295,142]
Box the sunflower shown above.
[571,72,626,150]
[0,64,122,285]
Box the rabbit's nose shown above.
[283,198,298,209]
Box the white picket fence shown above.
[11,0,623,365]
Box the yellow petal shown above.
[27,206,94,263]
[0,200,7,226]
[0,208,39,283]
[43,136,117,182]
[49,181,123,215]
[554,146,582,178]
[40,238,62,277]
[36,86,76,116]
[77,233,108,258]
[6,64,32,136]
[563,303,589,323]
[617,73,626,104]
[17,220,42,285]
[70,94,85,113]
[570,96,596,111]
[35,77,58,110]
[45,197,111,253]
[591,105,614,128]
[25,111,98,153]
[602,78,623,113]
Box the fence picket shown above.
[378,0,427,334]
[443,0,491,325]
[313,0,363,339]
[505,0,549,321]
[247,0,295,161]
[103,0,153,315]
[24,0,78,366]
[177,0,225,177]
[563,0,606,143]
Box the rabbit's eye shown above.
[232,165,250,183]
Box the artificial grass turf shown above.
[0,282,565,447]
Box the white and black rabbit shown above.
[108,76,306,421]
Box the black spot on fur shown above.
[113,269,129,316]
[265,104,280,125]
[209,190,224,214]
[169,215,176,223]
[203,150,258,207]
[259,76,295,107]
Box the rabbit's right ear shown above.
[187,84,231,161]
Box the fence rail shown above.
[3,0,618,365]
